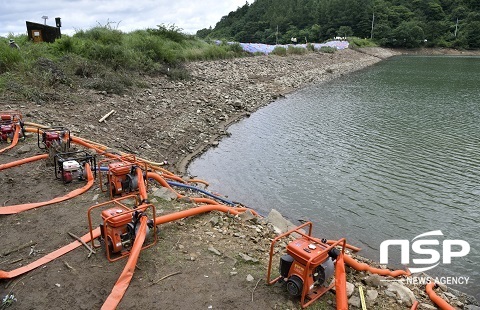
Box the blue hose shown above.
[96,166,235,205]
[166,181,235,206]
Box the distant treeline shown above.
[197,0,480,49]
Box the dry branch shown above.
[2,241,36,257]
[68,232,95,258]
[149,271,182,286]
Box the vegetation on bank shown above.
[197,0,480,49]
[0,25,250,101]
[0,23,348,102]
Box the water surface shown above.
[189,56,480,298]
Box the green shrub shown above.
[348,37,377,48]
[84,70,133,94]
[74,27,123,45]
[228,42,244,54]
[0,25,252,100]
[436,39,451,48]
[0,43,22,73]
[319,46,337,53]
[147,24,193,43]
[163,64,191,80]
[306,43,315,51]
[50,36,77,54]
[271,46,287,56]
[287,45,307,55]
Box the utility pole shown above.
[370,12,375,39]
[276,25,278,45]
[454,18,459,38]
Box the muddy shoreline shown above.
[175,47,402,175]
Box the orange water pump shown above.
[37,127,71,150]
[98,157,148,199]
[88,196,157,262]
[267,222,346,308]
[0,111,24,143]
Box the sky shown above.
[0,0,253,38]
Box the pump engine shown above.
[108,162,138,196]
[267,222,345,308]
[279,237,338,297]
[98,158,147,199]
[38,127,70,150]
[54,151,96,183]
[99,208,154,254]
[0,111,25,143]
[87,198,157,262]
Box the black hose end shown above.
[328,248,340,260]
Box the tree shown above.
[392,21,425,47]
[463,21,480,48]
[337,26,353,38]
[196,27,212,38]
[203,0,479,48]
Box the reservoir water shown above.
[188,55,480,298]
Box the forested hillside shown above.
[197,0,480,49]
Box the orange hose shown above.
[335,252,348,310]
[154,204,243,225]
[159,174,209,186]
[0,228,101,279]
[426,282,455,310]
[187,179,209,186]
[326,240,361,252]
[101,216,148,310]
[0,153,48,171]
[102,204,259,308]
[0,125,20,154]
[147,171,182,198]
[162,173,185,182]
[0,205,254,281]
[0,163,94,215]
[343,254,410,277]
[411,300,419,310]
[70,136,110,156]
[136,167,148,201]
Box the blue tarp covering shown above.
[219,40,349,55]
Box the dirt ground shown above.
[1,48,478,309]
[0,139,299,310]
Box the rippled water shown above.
[189,56,480,298]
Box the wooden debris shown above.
[149,271,182,286]
[2,240,36,257]
[98,110,116,123]
[251,279,261,302]
[67,232,95,258]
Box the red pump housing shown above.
[267,222,346,309]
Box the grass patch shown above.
[271,46,287,56]
[319,46,337,53]
[287,45,307,55]
[348,37,378,48]
[0,25,247,99]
